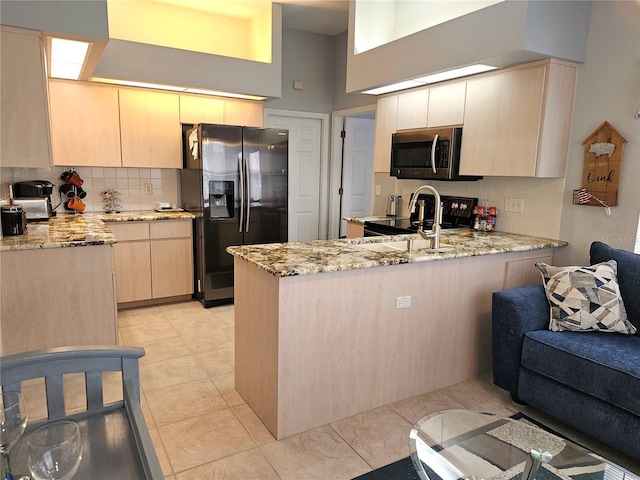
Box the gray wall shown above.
[265,28,335,113]
[557,1,640,264]
[265,29,373,114]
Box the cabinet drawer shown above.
[108,222,150,241]
[149,220,192,239]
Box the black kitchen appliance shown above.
[180,123,289,307]
[1,204,27,236]
[12,180,55,220]
[364,195,478,236]
[391,127,482,181]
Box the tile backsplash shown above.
[376,174,566,239]
[1,166,179,212]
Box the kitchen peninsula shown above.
[228,230,567,439]
[0,211,193,356]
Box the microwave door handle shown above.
[431,134,439,174]
[238,154,244,233]
[244,156,251,233]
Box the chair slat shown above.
[85,371,104,410]
[45,374,66,419]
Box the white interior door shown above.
[266,115,322,242]
[341,117,375,236]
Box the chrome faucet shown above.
[407,185,442,249]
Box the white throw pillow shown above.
[536,260,636,334]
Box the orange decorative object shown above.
[580,121,626,207]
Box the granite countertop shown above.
[100,210,195,222]
[343,215,406,224]
[227,229,568,277]
[0,211,195,251]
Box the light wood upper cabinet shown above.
[49,81,122,167]
[396,89,428,130]
[224,99,264,127]
[179,95,224,125]
[119,89,182,168]
[427,82,466,127]
[1,28,51,168]
[460,60,576,177]
[373,94,398,173]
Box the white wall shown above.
[3,166,178,213]
[391,176,564,240]
[556,1,640,265]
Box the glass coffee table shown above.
[409,410,638,480]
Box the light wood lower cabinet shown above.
[0,245,117,356]
[234,247,557,439]
[346,221,364,238]
[109,220,193,305]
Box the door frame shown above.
[264,109,330,239]
[329,104,377,239]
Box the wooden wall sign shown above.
[580,121,626,207]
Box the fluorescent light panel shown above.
[363,64,498,95]
[90,77,265,100]
[50,38,91,80]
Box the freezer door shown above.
[242,127,289,245]
[200,125,244,306]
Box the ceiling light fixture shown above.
[90,77,265,101]
[50,38,91,80]
[362,64,498,95]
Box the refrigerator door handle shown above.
[238,154,244,233]
[244,156,251,233]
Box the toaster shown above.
[13,198,52,221]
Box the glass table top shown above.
[409,409,638,480]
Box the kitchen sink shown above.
[356,240,452,253]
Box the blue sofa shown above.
[492,241,640,461]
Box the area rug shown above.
[351,412,604,480]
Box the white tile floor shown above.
[116,300,639,479]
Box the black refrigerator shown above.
[180,124,288,307]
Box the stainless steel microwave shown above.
[390,127,482,181]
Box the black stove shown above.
[364,195,478,236]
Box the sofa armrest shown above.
[492,283,550,396]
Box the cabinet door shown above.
[179,95,224,125]
[119,89,181,168]
[396,89,428,130]
[224,99,263,127]
[113,241,152,303]
[49,81,122,167]
[460,66,546,177]
[150,238,193,298]
[1,28,51,168]
[373,95,398,173]
[427,82,466,127]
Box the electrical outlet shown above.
[395,295,411,309]
[504,197,524,213]
[144,183,153,195]
[375,185,381,195]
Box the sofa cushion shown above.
[521,330,640,416]
[536,260,635,334]
[590,241,640,331]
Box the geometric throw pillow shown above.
[535,260,636,334]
